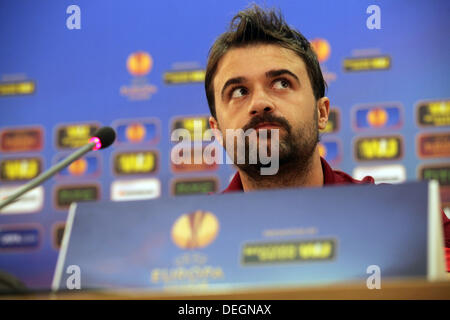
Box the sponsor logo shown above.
[343,56,391,72]
[127,51,152,76]
[55,154,100,178]
[163,70,205,84]
[418,164,450,186]
[120,84,157,100]
[171,116,212,141]
[353,164,406,184]
[417,132,450,158]
[0,225,42,251]
[120,51,157,100]
[113,150,158,175]
[54,184,100,209]
[0,186,43,214]
[318,140,341,165]
[150,255,225,284]
[0,157,42,181]
[171,177,218,196]
[0,127,43,152]
[354,135,403,161]
[171,145,218,173]
[171,211,219,249]
[353,104,402,130]
[0,81,35,96]
[111,178,161,201]
[416,99,450,127]
[320,108,340,133]
[55,123,100,149]
[310,38,336,84]
[52,222,66,250]
[113,119,160,144]
[310,39,331,63]
[151,205,224,285]
[242,239,336,265]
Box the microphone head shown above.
[89,127,116,150]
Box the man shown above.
[204,5,450,269]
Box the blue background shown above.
[0,0,449,289]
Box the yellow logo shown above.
[343,56,391,71]
[355,136,403,161]
[171,210,219,249]
[0,81,35,96]
[310,39,331,63]
[171,116,212,141]
[0,158,41,181]
[367,108,388,127]
[56,124,99,149]
[68,158,87,176]
[113,151,158,175]
[126,51,153,76]
[242,239,336,264]
[164,70,205,84]
[417,100,450,127]
[126,123,146,143]
[318,143,327,158]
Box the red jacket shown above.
[223,157,450,272]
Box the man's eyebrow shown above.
[221,76,246,100]
[220,69,299,100]
[266,69,300,83]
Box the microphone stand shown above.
[0,141,96,211]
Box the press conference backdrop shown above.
[0,0,449,290]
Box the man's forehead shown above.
[214,44,307,86]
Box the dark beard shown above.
[225,112,319,181]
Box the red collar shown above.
[222,157,374,193]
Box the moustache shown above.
[242,114,292,134]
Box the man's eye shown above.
[230,87,248,98]
[273,79,290,89]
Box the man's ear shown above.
[209,116,223,146]
[317,97,330,131]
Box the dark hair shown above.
[205,4,327,119]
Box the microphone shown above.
[0,126,116,211]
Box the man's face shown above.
[209,43,328,174]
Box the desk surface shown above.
[4,278,450,300]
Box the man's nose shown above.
[247,88,275,116]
